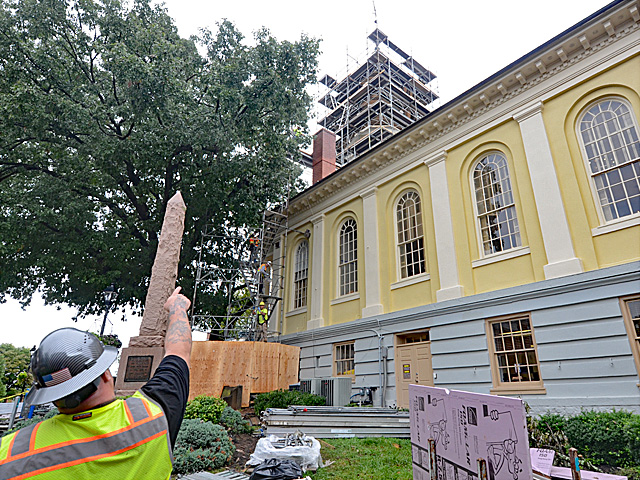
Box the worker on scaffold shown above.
[257,260,271,295]
[247,232,260,266]
[256,301,268,342]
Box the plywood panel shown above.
[189,341,300,407]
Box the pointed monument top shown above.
[168,191,186,209]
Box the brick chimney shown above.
[312,128,336,184]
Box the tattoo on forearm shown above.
[165,309,192,347]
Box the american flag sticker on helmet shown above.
[43,367,72,387]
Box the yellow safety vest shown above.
[258,307,268,324]
[0,391,172,480]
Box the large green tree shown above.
[0,0,319,321]
[0,344,32,397]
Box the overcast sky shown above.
[0,0,611,350]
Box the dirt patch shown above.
[229,432,259,471]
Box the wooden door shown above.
[395,342,433,408]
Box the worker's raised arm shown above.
[163,287,192,367]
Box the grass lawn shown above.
[308,437,413,480]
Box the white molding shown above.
[362,304,384,318]
[285,306,307,317]
[427,157,463,294]
[391,273,431,290]
[423,150,447,168]
[543,257,585,280]
[330,292,360,306]
[307,317,325,330]
[512,101,543,122]
[436,285,465,302]
[310,215,325,323]
[360,187,383,315]
[472,247,531,268]
[514,102,583,279]
[592,214,640,236]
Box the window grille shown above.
[396,191,426,278]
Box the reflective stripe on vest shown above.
[0,394,171,480]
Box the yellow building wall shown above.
[547,57,640,269]
[282,229,311,335]
[447,127,547,295]
[323,199,364,326]
[376,164,437,311]
[283,55,639,330]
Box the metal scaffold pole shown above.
[190,166,294,342]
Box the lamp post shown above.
[100,284,118,337]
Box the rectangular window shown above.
[621,295,640,381]
[334,342,355,378]
[486,314,545,394]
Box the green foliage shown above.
[564,410,638,468]
[173,419,235,475]
[527,410,640,473]
[95,334,122,348]
[219,405,251,434]
[184,395,227,424]
[0,344,32,396]
[253,389,326,416]
[0,355,6,399]
[0,0,320,321]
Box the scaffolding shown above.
[191,193,291,342]
[318,28,438,165]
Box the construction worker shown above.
[0,287,192,479]
[257,261,271,295]
[248,233,260,265]
[256,301,268,342]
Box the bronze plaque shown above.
[124,355,154,383]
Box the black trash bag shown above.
[249,458,304,480]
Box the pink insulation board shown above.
[409,385,532,480]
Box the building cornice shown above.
[287,1,639,220]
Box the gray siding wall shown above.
[282,262,640,415]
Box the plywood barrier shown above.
[189,341,300,407]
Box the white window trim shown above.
[576,96,640,226]
[469,151,523,259]
[337,217,358,298]
[394,189,427,281]
[472,246,531,268]
[592,212,640,236]
[285,306,308,317]
[331,292,360,305]
[391,272,430,290]
[292,240,309,311]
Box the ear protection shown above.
[54,377,102,409]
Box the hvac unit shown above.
[319,377,352,406]
[299,378,323,395]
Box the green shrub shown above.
[219,406,251,434]
[527,409,640,472]
[184,395,227,423]
[253,389,326,416]
[564,410,638,468]
[173,419,235,475]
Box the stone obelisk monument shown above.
[115,192,187,394]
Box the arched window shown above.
[473,153,522,255]
[396,191,426,279]
[293,240,308,309]
[338,219,358,296]
[578,98,640,222]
